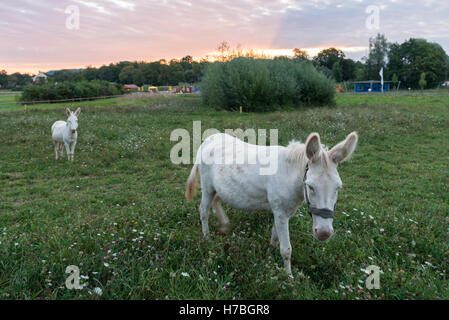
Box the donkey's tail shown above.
[185,163,199,201]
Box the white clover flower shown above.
[181,272,190,277]
[94,287,103,296]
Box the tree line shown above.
[50,57,209,87]
[0,57,209,90]
[0,71,32,90]
[20,80,123,103]
[295,34,449,89]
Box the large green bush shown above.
[20,80,124,103]
[201,57,336,111]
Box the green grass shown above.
[0,93,448,299]
[0,92,195,113]
[0,95,120,113]
[0,92,21,109]
[337,90,449,113]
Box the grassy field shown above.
[0,92,21,109]
[0,93,187,113]
[0,92,120,113]
[0,93,448,299]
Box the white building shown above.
[32,72,48,84]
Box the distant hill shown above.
[46,69,84,76]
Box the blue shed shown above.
[353,81,391,93]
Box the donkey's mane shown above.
[286,140,331,172]
[286,141,306,165]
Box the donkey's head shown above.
[304,132,358,241]
[66,107,81,134]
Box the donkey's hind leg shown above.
[199,186,214,239]
[58,142,64,158]
[53,140,59,160]
[212,195,230,234]
[270,224,279,247]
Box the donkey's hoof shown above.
[270,239,279,248]
[218,224,230,235]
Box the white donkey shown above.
[186,131,358,276]
[51,108,81,161]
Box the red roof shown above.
[124,84,139,89]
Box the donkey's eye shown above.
[308,185,315,192]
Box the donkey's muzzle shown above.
[315,228,333,241]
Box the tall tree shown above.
[392,73,399,89]
[0,70,8,87]
[132,68,144,86]
[119,65,136,84]
[354,61,366,81]
[341,58,356,81]
[168,62,185,85]
[293,48,309,60]
[217,41,231,62]
[419,72,427,90]
[141,62,161,85]
[387,38,449,88]
[332,61,343,82]
[364,33,389,80]
[313,48,345,70]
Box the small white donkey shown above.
[186,132,358,276]
[51,108,81,161]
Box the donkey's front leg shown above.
[59,143,64,158]
[273,212,293,276]
[70,141,77,161]
[64,142,71,161]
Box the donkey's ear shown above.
[66,108,72,116]
[329,132,358,164]
[74,108,81,117]
[305,133,321,162]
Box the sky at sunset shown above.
[1,0,448,74]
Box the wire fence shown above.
[0,94,124,106]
